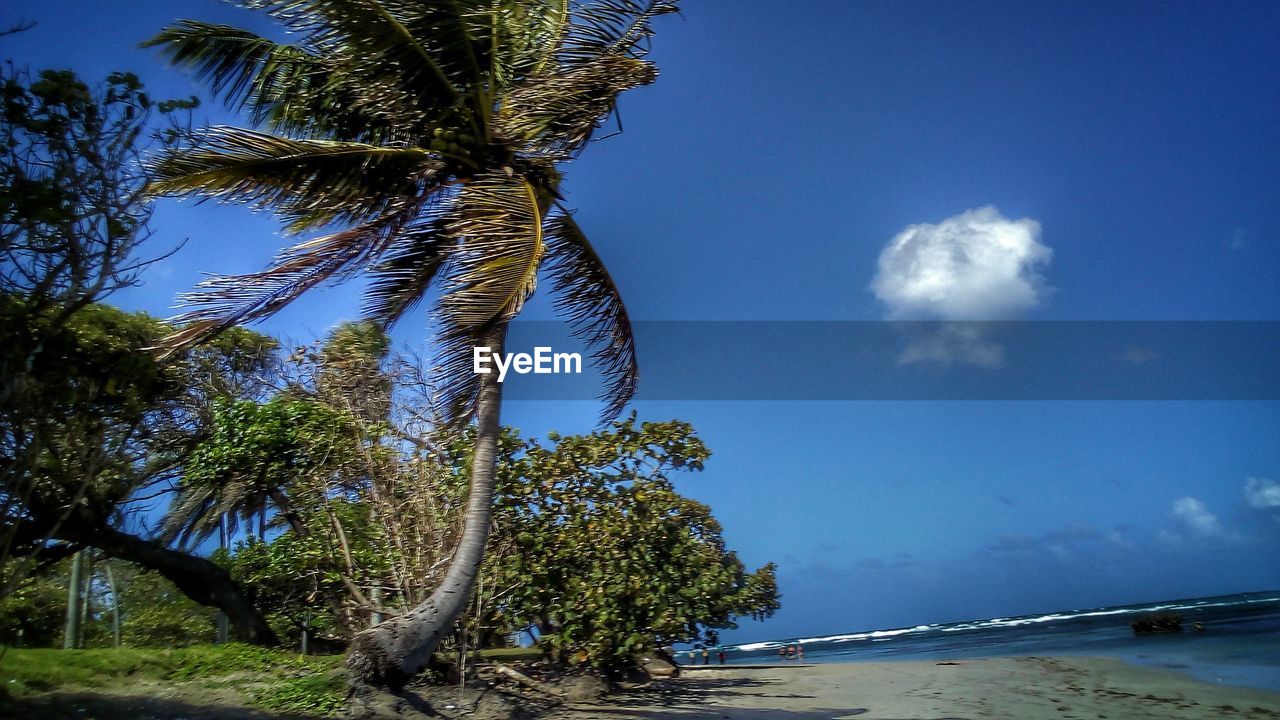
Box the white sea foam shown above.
[731,593,1280,653]
[796,625,934,645]
[733,641,783,652]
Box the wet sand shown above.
[552,656,1280,720]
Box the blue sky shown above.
[5,1,1279,643]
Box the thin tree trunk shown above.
[104,560,121,648]
[216,515,229,644]
[79,552,94,648]
[347,323,507,689]
[63,550,83,649]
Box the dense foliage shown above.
[0,63,279,644]
[486,419,781,670]
[0,556,215,648]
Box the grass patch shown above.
[0,644,346,714]
[251,670,348,715]
[0,647,176,692]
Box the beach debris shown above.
[636,652,680,679]
[492,663,569,703]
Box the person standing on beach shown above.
[688,648,697,665]
[718,649,726,665]
[796,644,805,662]
[702,647,710,665]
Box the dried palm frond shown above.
[498,53,657,157]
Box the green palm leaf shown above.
[543,209,636,419]
[498,53,657,157]
[142,21,324,113]
[162,207,419,350]
[147,127,443,231]
[241,0,484,116]
[559,0,679,66]
[361,219,452,328]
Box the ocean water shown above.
[724,590,1280,693]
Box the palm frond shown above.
[159,484,218,547]
[543,208,636,419]
[361,218,452,328]
[161,478,266,548]
[431,173,546,422]
[147,127,442,232]
[487,0,570,85]
[160,208,419,351]
[142,21,324,112]
[497,52,657,157]
[241,0,486,117]
[559,0,679,66]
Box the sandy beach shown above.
[550,657,1280,720]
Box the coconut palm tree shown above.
[144,0,675,686]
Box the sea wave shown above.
[796,624,935,645]
[728,591,1280,655]
[733,641,785,652]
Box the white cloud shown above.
[1244,477,1280,510]
[1171,497,1223,537]
[872,206,1051,321]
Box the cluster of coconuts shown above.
[429,127,477,157]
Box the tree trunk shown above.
[63,550,84,649]
[78,552,94,648]
[58,523,278,645]
[104,560,121,647]
[347,323,507,689]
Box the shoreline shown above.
[551,656,1280,720]
[709,651,1280,695]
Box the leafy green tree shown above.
[164,397,362,547]
[0,63,193,587]
[144,0,678,686]
[0,557,217,648]
[104,562,218,648]
[222,500,396,646]
[0,561,66,646]
[0,298,280,642]
[483,419,780,673]
[0,58,294,642]
[172,322,415,638]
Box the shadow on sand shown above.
[0,691,323,720]
[566,676,971,720]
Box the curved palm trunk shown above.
[347,324,507,689]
